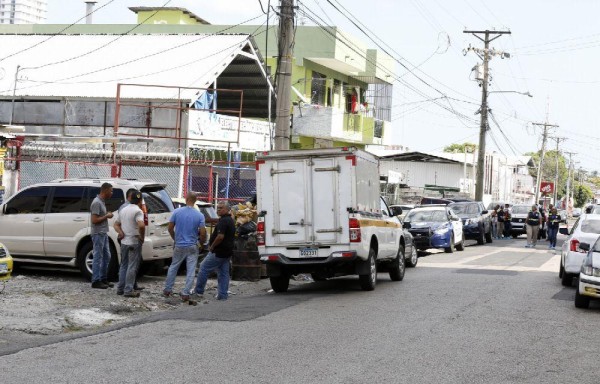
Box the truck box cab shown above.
[256,147,406,292]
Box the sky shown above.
[44,0,600,172]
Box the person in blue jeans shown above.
[547,207,560,249]
[90,183,114,289]
[163,192,206,301]
[114,191,145,298]
[195,202,236,300]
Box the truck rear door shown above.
[270,157,341,246]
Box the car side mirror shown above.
[481,210,488,214]
[559,227,569,235]
[452,216,460,222]
[390,207,403,216]
[402,222,411,229]
[579,242,590,251]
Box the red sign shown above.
[540,182,554,194]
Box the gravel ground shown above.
[0,267,288,337]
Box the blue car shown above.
[403,206,465,253]
[448,201,493,245]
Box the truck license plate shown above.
[300,248,318,257]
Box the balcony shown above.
[292,104,383,145]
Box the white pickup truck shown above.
[256,147,409,292]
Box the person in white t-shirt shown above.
[114,191,145,298]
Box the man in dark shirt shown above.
[526,205,541,248]
[496,206,505,240]
[194,202,236,300]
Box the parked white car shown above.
[574,241,600,308]
[559,214,600,287]
[0,178,175,280]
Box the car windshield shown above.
[592,206,600,214]
[511,206,529,214]
[580,220,600,234]
[405,209,447,223]
[450,203,478,215]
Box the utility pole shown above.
[9,64,21,126]
[532,122,558,206]
[550,136,566,205]
[274,0,295,150]
[564,151,576,214]
[463,30,511,201]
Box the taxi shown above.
[0,242,13,281]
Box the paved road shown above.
[3,235,599,383]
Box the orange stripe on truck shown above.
[358,219,401,228]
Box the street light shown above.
[488,90,533,98]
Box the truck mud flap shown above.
[266,264,283,277]
[355,257,371,275]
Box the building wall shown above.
[380,160,466,190]
[134,9,200,25]
[0,0,46,24]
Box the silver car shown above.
[559,214,600,287]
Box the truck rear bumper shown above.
[260,251,359,276]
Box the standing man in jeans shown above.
[195,202,236,300]
[547,207,561,250]
[163,192,206,302]
[90,182,114,289]
[525,205,541,248]
[114,191,145,298]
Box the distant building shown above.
[0,0,47,24]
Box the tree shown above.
[527,150,569,200]
[443,142,477,154]
[573,184,593,208]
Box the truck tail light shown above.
[257,219,265,246]
[349,218,361,243]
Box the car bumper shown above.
[462,224,482,239]
[0,256,13,281]
[578,274,600,299]
[411,232,451,250]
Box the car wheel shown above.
[359,248,377,291]
[406,246,418,268]
[77,240,119,281]
[575,288,590,309]
[477,227,485,245]
[389,245,405,281]
[445,235,455,253]
[269,275,290,293]
[485,228,493,243]
[456,237,465,251]
[559,262,564,278]
[77,241,94,281]
[561,271,573,287]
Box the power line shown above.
[24,0,174,71]
[0,0,117,63]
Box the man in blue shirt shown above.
[163,192,206,301]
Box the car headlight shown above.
[465,217,480,225]
[434,226,450,235]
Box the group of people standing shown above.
[489,202,561,249]
[90,183,236,301]
[524,204,561,249]
[490,204,512,240]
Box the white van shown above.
[256,147,409,292]
[0,178,174,280]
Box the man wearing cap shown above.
[525,204,541,248]
[114,191,145,298]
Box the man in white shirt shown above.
[114,191,145,298]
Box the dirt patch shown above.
[0,270,277,336]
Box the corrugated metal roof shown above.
[0,34,254,99]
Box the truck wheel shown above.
[445,235,455,253]
[270,275,290,293]
[406,246,418,268]
[561,272,573,287]
[575,288,590,309]
[359,248,377,291]
[389,245,405,281]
